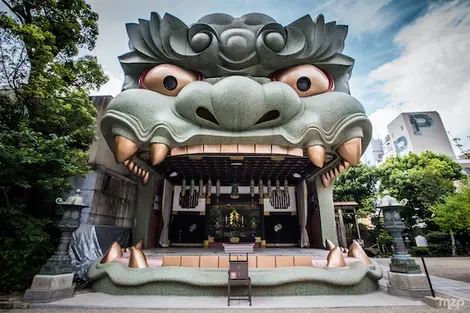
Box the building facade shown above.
[382,111,455,159]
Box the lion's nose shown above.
[174,76,302,131]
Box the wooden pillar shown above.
[203,203,210,248]
[260,204,266,248]
[353,208,362,242]
[337,208,347,248]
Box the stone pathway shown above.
[378,263,470,301]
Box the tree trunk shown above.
[450,229,456,256]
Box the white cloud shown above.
[367,0,470,153]
[90,71,123,97]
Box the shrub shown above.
[409,246,430,257]
[425,231,452,257]
[0,207,58,294]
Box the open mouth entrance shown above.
[138,144,334,248]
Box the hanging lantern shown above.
[181,179,186,197]
[267,179,272,195]
[250,178,255,197]
[216,179,220,198]
[258,179,264,198]
[230,182,240,199]
[206,178,212,198]
[276,178,281,197]
[189,179,195,196]
[199,179,204,198]
[284,179,289,200]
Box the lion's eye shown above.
[270,64,334,97]
[139,64,201,96]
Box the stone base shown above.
[387,272,432,299]
[24,273,75,303]
[390,255,422,274]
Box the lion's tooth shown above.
[325,239,335,250]
[128,247,148,268]
[127,161,135,171]
[334,167,341,176]
[287,147,303,157]
[272,145,288,155]
[329,170,336,178]
[327,246,347,268]
[203,145,221,153]
[343,160,351,169]
[101,242,122,264]
[114,136,138,163]
[151,143,169,165]
[348,241,372,265]
[133,165,140,175]
[337,164,345,173]
[255,144,271,154]
[238,144,255,153]
[135,239,144,250]
[221,144,238,153]
[321,174,330,188]
[337,138,361,166]
[142,171,150,185]
[187,145,203,154]
[307,145,326,168]
[171,146,187,156]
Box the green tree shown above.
[333,163,380,217]
[0,0,107,293]
[0,0,108,207]
[379,151,465,228]
[430,186,470,235]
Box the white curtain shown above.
[159,179,173,247]
[297,180,310,247]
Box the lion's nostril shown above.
[196,107,219,125]
[255,110,280,125]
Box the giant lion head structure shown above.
[100,12,372,208]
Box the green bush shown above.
[409,246,430,257]
[425,231,452,257]
[0,207,57,294]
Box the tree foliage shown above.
[431,186,470,235]
[0,0,108,207]
[0,0,107,292]
[379,151,465,227]
[333,163,380,216]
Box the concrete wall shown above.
[86,166,137,228]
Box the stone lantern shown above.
[376,191,421,274]
[376,191,431,299]
[25,190,87,303]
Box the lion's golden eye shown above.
[270,64,334,97]
[139,64,201,96]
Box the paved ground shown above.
[28,291,423,310]
[375,257,470,283]
[6,307,470,312]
